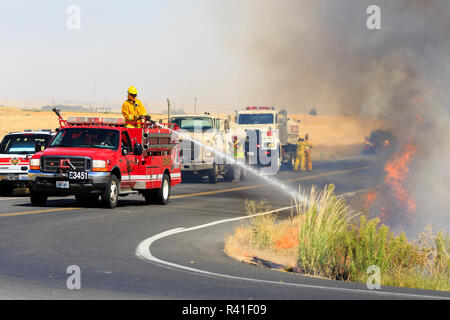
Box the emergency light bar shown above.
[67,117,125,126]
[246,106,274,110]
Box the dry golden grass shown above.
[0,107,168,138]
[295,114,385,147]
[0,108,384,160]
[224,219,300,271]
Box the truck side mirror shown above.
[133,143,143,156]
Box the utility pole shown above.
[167,98,171,123]
[194,97,197,114]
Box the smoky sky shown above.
[212,0,450,232]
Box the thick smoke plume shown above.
[212,0,450,233]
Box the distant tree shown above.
[309,108,318,116]
[41,104,87,112]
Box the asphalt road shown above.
[0,156,448,300]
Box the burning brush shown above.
[363,143,418,228]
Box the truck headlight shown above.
[30,159,40,170]
[92,160,107,172]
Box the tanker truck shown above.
[235,107,300,173]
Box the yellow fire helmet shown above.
[127,86,138,95]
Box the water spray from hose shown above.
[153,122,308,204]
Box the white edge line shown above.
[135,199,449,300]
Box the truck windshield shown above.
[49,128,120,150]
[238,114,274,125]
[171,117,213,132]
[0,134,52,154]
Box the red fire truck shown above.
[28,109,181,208]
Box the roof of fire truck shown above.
[63,117,178,131]
[237,106,277,114]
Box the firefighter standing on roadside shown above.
[122,86,149,128]
[294,136,305,172]
[232,136,245,182]
[233,136,245,162]
[304,134,313,172]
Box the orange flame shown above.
[379,207,390,223]
[365,190,378,210]
[384,145,417,212]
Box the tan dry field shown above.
[0,107,385,161]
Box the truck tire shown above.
[101,175,119,209]
[0,184,14,197]
[155,174,171,205]
[284,155,295,171]
[208,163,218,184]
[224,165,241,182]
[30,189,48,207]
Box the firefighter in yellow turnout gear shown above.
[231,136,245,182]
[294,136,306,172]
[122,86,149,128]
[233,136,245,161]
[304,134,313,171]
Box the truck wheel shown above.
[30,190,48,207]
[101,175,119,209]
[284,155,295,171]
[224,165,241,182]
[0,184,14,197]
[155,174,171,205]
[223,165,234,182]
[208,163,218,184]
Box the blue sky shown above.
[0,0,242,112]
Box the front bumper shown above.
[28,170,111,195]
[0,172,30,186]
[180,163,213,172]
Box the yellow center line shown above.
[172,166,372,199]
[0,166,372,218]
[0,207,82,218]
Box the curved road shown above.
[0,157,448,300]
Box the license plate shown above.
[19,174,28,181]
[56,181,69,189]
[68,171,88,180]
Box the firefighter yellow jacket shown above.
[233,141,245,159]
[296,140,306,156]
[122,98,148,123]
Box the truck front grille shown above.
[180,141,200,163]
[41,156,91,173]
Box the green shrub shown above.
[342,216,418,281]
[296,185,356,277]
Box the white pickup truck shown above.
[0,130,54,196]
